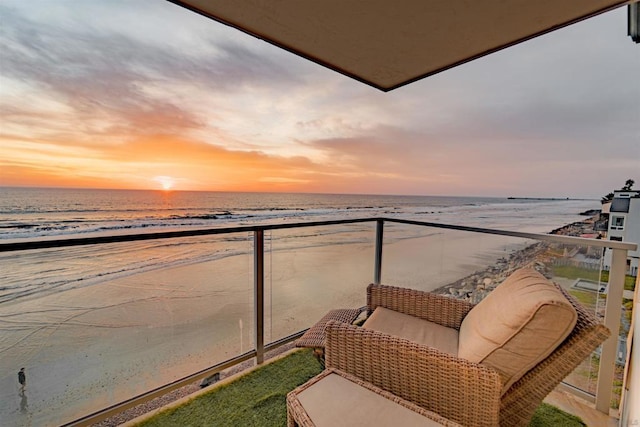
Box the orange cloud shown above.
[0,128,478,195]
[0,133,327,192]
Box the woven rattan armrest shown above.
[367,283,475,329]
[295,307,366,349]
[499,283,611,426]
[325,320,501,427]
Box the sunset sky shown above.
[1,1,638,198]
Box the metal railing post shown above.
[374,219,384,284]
[254,230,265,365]
[595,247,627,413]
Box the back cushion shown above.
[458,268,577,394]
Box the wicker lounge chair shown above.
[321,268,611,427]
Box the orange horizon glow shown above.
[0,130,633,198]
[0,133,427,195]
[1,126,490,196]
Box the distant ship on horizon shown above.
[507,197,571,200]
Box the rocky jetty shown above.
[433,215,598,302]
[579,209,601,217]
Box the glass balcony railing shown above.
[266,223,374,344]
[0,218,636,426]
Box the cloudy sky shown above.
[0,1,638,198]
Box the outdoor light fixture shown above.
[630,2,640,43]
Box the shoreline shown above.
[431,214,599,300]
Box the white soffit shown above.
[170,0,630,91]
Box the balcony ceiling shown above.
[170,0,629,91]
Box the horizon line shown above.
[0,184,599,201]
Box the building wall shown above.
[604,191,640,277]
[620,276,640,427]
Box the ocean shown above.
[1,187,598,240]
[0,187,600,426]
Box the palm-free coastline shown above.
[433,214,600,299]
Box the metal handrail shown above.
[384,217,637,250]
[1,216,636,251]
[0,217,376,252]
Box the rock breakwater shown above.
[433,215,598,302]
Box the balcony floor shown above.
[116,348,620,427]
[544,389,618,427]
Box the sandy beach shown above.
[0,226,556,426]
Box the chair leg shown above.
[287,407,299,427]
[313,348,325,368]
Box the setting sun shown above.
[154,176,175,190]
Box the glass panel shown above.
[613,216,625,228]
[266,223,374,343]
[610,198,630,213]
[0,234,253,426]
[381,223,528,293]
[381,223,621,401]
[541,241,606,396]
[523,241,629,409]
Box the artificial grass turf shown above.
[136,349,322,427]
[552,265,636,291]
[136,349,585,427]
[529,403,586,426]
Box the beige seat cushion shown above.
[297,372,450,426]
[458,268,577,393]
[363,306,459,356]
